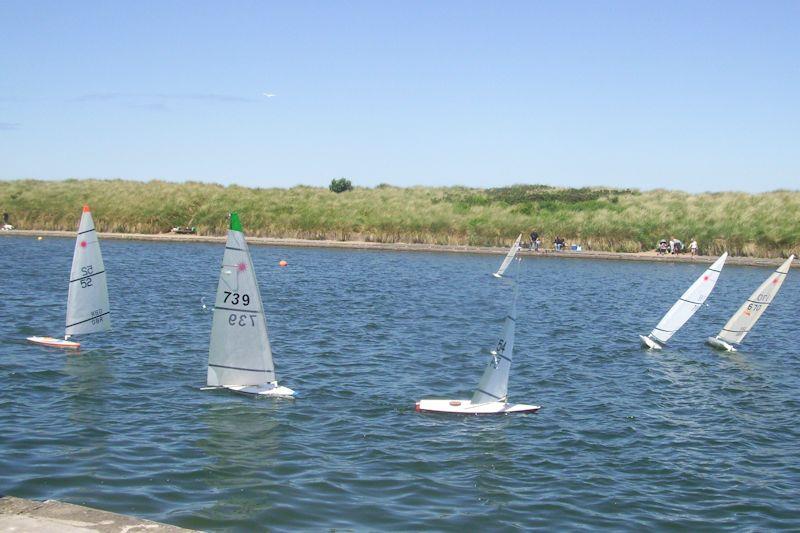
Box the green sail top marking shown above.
[229,212,243,232]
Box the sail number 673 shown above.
[229,313,257,327]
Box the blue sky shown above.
[1,1,798,192]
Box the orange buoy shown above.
[278,260,288,267]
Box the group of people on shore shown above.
[658,236,699,256]
[527,230,566,252]
[524,229,700,256]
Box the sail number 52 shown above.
[80,265,94,288]
[229,313,257,327]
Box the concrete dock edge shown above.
[0,496,194,532]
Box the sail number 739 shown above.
[229,313,257,327]
[223,291,250,306]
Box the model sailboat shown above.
[205,212,294,397]
[27,205,110,349]
[707,255,794,352]
[417,259,539,414]
[640,252,727,350]
[493,233,522,278]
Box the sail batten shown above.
[207,214,276,387]
[647,253,727,345]
[714,255,794,345]
[494,234,522,277]
[64,207,110,336]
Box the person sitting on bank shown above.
[530,230,539,251]
[554,236,565,251]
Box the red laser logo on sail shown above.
[237,262,247,272]
[80,241,87,248]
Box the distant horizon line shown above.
[1,176,798,195]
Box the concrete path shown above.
[0,496,193,533]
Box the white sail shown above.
[65,205,110,337]
[493,234,522,278]
[648,252,728,345]
[208,213,276,387]
[714,255,794,345]
[472,264,519,404]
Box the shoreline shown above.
[1,229,793,268]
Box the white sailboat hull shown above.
[226,382,295,398]
[415,399,540,415]
[26,336,80,349]
[492,273,503,278]
[204,382,295,398]
[706,336,737,352]
[639,335,663,350]
[639,335,664,350]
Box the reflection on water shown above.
[61,350,114,450]
[193,400,283,529]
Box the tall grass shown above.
[1,180,797,257]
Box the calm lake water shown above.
[1,235,799,531]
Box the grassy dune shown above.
[1,179,798,257]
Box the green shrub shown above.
[329,178,353,193]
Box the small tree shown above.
[329,178,353,193]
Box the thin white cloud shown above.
[70,93,255,104]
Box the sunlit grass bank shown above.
[1,179,798,257]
